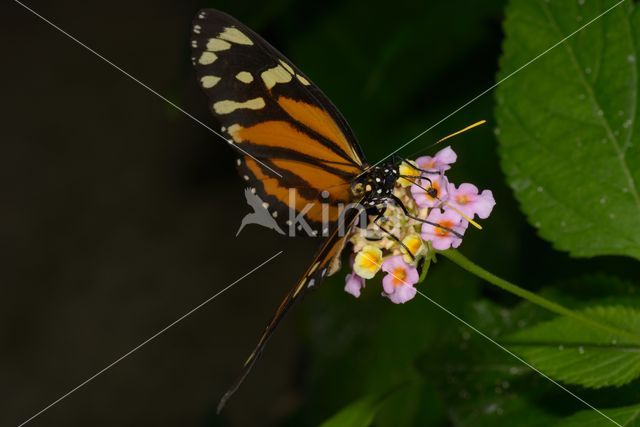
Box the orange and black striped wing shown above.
[191,9,367,233]
[216,207,360,412]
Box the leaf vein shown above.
[541,0,640,212]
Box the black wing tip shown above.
[191,8,244,44]
[194,8,240,24]
[216,367,249,414]
[216,392,231,414]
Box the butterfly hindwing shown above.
[191,9,367,233]
[216,208,360,412]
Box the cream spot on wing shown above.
[198,52,217,65]
[227,124,243,141]
[191,40,197,48]
[193,25,201,34]
[293,280,306,297]
[296,74,311,86]
[206,38,231,52]
[308,262,320,274]
[200,75,221,88]
[272,211,278,218]
[261,65,292,89]
[236,159,241,166]
[262,202,269,209]
[218,27,253,45]
[279,60,294,75]
[235,71,253,83]
[213,98,265,114]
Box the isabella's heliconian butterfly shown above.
[190,9,484,411]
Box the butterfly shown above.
[190,9,438,411]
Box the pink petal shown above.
[421,209,466,250]
[344,273,364,298]
[475,189,496,219]
[405,267,419,285]
[382,255,406,272]
[457,182,479,194]
[447,183,496,220]
[433,146,457,166]
[429,235,455,250]
[428,208,462,224]
[415,146,457,172]
[415,155,436,170]
[388,284,417,304]
[382,273,396,294]
[410,175,449,209]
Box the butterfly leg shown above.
[371,210,416,261]
[389,195,464,239]
[399,174,433,188]
[399,158,440,175]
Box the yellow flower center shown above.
[391,267,407,286]
[457,194,469,204]
[401,234,424,261]
[360,254,377,269]
[353,245,383,279]
[398,162,421,187]
[436,220,453,237]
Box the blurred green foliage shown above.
[204,0,640,425]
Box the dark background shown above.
[4,1,638,426]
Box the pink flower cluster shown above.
[344,146,495,304]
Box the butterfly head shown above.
[351,163,399,207]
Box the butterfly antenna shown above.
[436,120,487,144]
[404,119,487,160]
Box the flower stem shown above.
[440,249,640,343]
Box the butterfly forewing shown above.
[191,9,367,232]
[191,9,370,411]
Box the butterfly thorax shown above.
[351,163,399,209]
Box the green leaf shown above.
[495,0,640,259]
[505,306,640,388]
[318,391,387,427]
[554,403,640,427]
[417,300,563,426]
[374,382,437,427]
